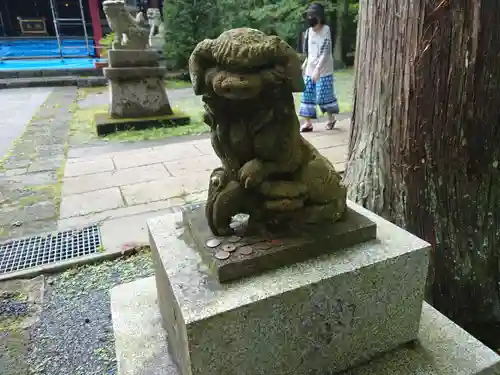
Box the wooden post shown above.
[149,0,160,8]
[88,0,103,57]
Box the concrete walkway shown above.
[0,87,53,159]
[0,87,77,241]
[58,119,350,253]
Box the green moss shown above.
[0,317,24,331]
[18,195,43,207]
[102,121,208,141]
[79,86,107,95]
[164,80,192,89]
[1,291,28,302]
[70,94,208,143]
[99,32,114,58]
[94,110,190,124]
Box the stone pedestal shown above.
[185,204,377,283]
[110,279,500,375]
[97,49,190,135]
[104,49,172,118]
[149,202,430,375]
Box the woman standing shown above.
[299,3,339,132]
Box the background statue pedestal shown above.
[96,49,190,135]
[105,49,171,118]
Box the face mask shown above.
[307,17,319,27]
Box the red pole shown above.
[88,0,103,57]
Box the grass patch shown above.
[164,80,192,89]
[69,96,207,143]
[70,68,354,143]
[18,195,43,207]
[102,120,208,141]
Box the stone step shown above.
[111,276,500,375]
[0,76,107,89]
[0,67,103,79]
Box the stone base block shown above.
[108,49,159,68]
[149,201,430,375]
[107,77,172,118]
[185,203,377,283]
[111,277,500,375]
[94,111,191,136]
[104,67,166,80]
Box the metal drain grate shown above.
[0,225,102,275]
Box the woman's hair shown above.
[306,2,326,25]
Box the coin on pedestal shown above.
[222,244,237,253]
[205,237,222,248]
[214,250,231,260]
[227,235,241,243]
[254,242,271,250]
[238,246,253,256]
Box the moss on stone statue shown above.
[188,28,348,237]
[94,111,191,136]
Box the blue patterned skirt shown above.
[299,74,339,119]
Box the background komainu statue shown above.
[146,8,165,51]
[189,28,347,236]
[103,0,149,50]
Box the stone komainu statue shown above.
[146,8,165,50]
[103,0,149,50]
[189,28,347,236]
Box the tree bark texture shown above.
[345,0,500,347]
[334,6,344,67]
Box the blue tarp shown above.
[0,57,105,70]
[0,38,96,58]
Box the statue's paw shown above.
[239,159,264,189]
[259,181,307,199]
[264,198,304,212]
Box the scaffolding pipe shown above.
[57,18,85,21]
[49,0,92,59]
[78,0,91,56]
[0,12,5,37]
[49,0,63,58]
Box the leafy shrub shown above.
[98,33,115,58]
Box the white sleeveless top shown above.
[304,24,334,77]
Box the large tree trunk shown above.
[345,0,500,348]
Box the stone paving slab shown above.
[112,143,205,170]
[64,156,116,177]
[59,187,125,219]
[120,173,209,206]
[62,163,171,196]
[163,154,220,176]
[59,118,350,252]
[100,209,174,253]
[57,199,185,230]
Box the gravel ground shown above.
[28,249,155,375]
